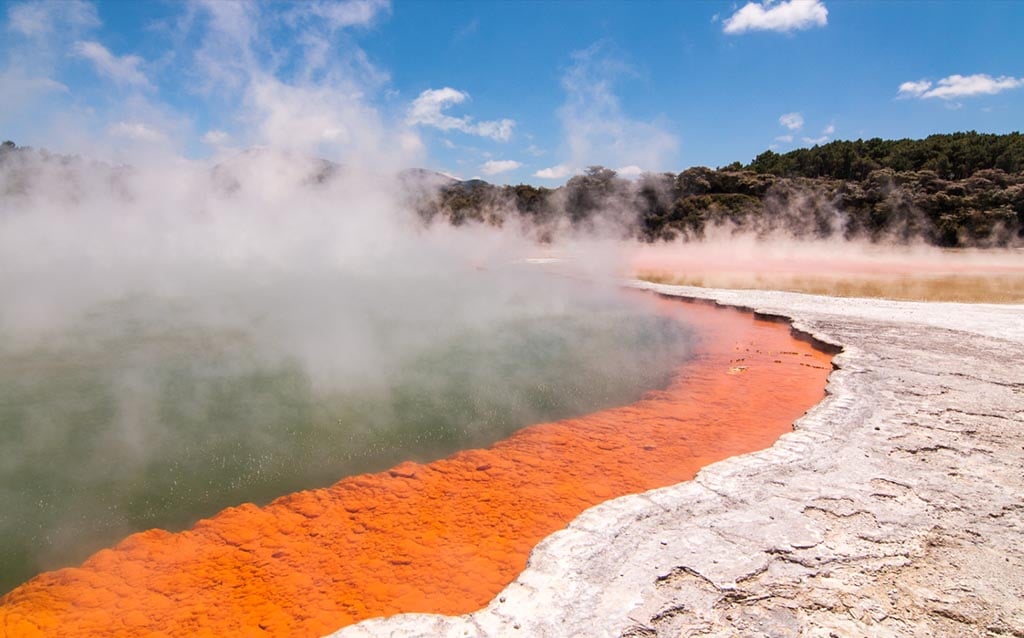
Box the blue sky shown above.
[2,0,1022,184]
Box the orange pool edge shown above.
[0,296,834,638]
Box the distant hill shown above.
[397,168,457,190]
[743,132,1024,181]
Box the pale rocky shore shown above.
[332,285,1024,638]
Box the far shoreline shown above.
[627,243,1024,303]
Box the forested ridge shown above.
[414,132,1024,247]
[744,132,1024,180]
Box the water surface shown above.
[0,271,692,593]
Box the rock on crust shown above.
[331,285,1024,638]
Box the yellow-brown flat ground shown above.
[629,243,1024,303]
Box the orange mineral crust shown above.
[0,298,833,638]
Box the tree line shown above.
[743,131,1024,181]
[416,132,1024,247]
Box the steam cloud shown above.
[0,122,704,591]
[0,1,700,593]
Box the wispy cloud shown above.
[2,0,416,161]
[6,0,99,38]
[897,80,931,97]
[452,17,479,42]
[407,87,515,142]
[178,0,414,162]
[290,0,391,31]
[898,74,1024,100]
[201,129,229,145]
[480,159,521,175]
[108,121,167,143]
[545,43,678,176]
[723,0,828,34]
[800,122,833,146]
[73,40,151,88]
[534,164,574,180]
[774,134,794,143]
[779,112,804,130]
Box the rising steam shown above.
[0,0,703,592]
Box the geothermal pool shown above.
[0,274,693,594]
[0,292,832,638]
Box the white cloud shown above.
[0,69,69,121]
[2,0,414,163]
[7,0,99,38]
[723,0,828,34]
[7,2,53,36]
[802,135,828,145]
[406,87,515,142]
[525,144,546,157]
[202,129,230,145]
[823,123,835,135]
[171,1,413,165]
[779,112,804,130]
[73,40,151,89]
[473,119,515,142]
[1,71,67,95]
[897,80,931,98]
[295,0,391,30]
[108,121,167,143]
[897,74,1024,100]
[480,159,521,175]
[7,3,49,36]
[190,0,390,95]
[189,0,261,94]
[616,165,644,177]
[774,134,794,143]
[534,164,574,180]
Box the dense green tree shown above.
[747,132,1023,180]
